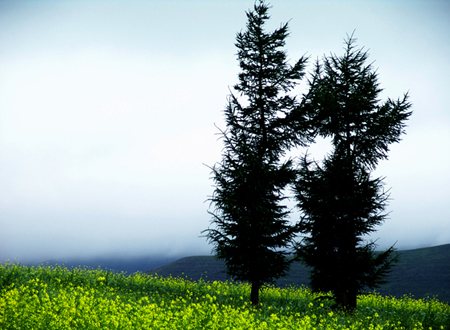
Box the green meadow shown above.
[1,262,449,329]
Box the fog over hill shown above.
[1,1,449,264]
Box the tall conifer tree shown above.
[204,1,311,306]
[294,35,412,311]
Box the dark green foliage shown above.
[296,155,396,294]
[204,1,310,306]
[294,34,412,311]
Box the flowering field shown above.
[0,262,448,329]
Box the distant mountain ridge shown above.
[146,244,450,304]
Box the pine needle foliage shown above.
[294,34,412,311]
[204,1,311,306]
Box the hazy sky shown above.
[1,0,449,263]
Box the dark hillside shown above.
[146,243,450,303]
[150,256,229,282]
[377,243,450,302]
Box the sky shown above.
[1,0,449,264]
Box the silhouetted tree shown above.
[294,34,412,311]
[204,1,311,306]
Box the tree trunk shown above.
[250,282,261,306]
[335,289,357,312]
[348,289,357,310]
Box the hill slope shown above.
[147,243,450,303]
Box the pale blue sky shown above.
[1,0,449,263]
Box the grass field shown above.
[1,262,449,329]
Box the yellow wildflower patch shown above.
[0,262,448,329]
